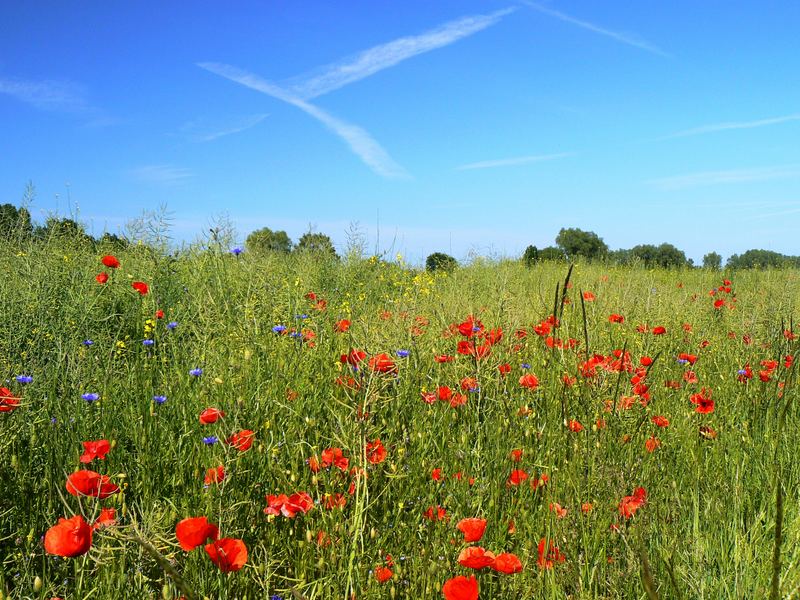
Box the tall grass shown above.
[0,236,799,599]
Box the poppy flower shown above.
[204,465,225,485]
[583,291,595,301]
[645,436,661,453]
[374,565,393,583]
[366,439,387,464]
[651,415,670,428]
[199,408,225,424]
[442,575,478,600]
[519,374,539,390]
[323,493,347,510]
[609,314,625,324]
[537,538,565,569]
[264,492,314,518]
[492,552,523,574]
[155,309,165,319]
[458,546,496,570]
[699,425,718,440]
[321,447,349,471]
[0,387,21,412]
[44,515,93,557]
[66,470,119,499]
[549,502,567,519]
[368,353,397,374]
[101,255,120,268]
[568,420,584,433]
[434,354,454,363]
[618,487,647,519]
[689,388,714,414]
[204,538,247,572]
[456,518,487,543]
[334,319,351,332]
[509,449,523,462]
[498,363,511,375]
[226,430,255,452]
[423,505,447,521]
[176,516,219,551]
[79,439,111,463]
[93,507,117,530]
[652,326,666,335]
[507,469,529,486]
[95,272,109,284]
[132,281,149,295]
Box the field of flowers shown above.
[1,241,799,599]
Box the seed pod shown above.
[33,576,42,593]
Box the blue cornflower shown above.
[167,321,178,330]
[189,368,203,377]
[82,393,100,402]
[737,369,748,375]
[677,358,688,365]
[15,375,33,384]
[143,339,154,347]
[295,314,309,320]
[270,595,284,600]
[82,339,94,346]
[521,363,531,369]
[289,332,303,339]
[396,349,410,358]
[203,436,218,445]
[153,395,167,405]
[231,246,243,256]
[272,325,287,334]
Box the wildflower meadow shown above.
[1,239,800,600]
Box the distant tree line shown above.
[245,227,338,258]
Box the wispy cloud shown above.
[649,165,800,190]
[456,152,573,171]
[659,113,800,139]
[0,77,89,112]
[128,165,195,185]
[521,1,669,57]
[197,62,408,178]
[182,113,269,142]
[285,7,515,99]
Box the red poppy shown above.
[460,376,478,391]
[95,272,109,284]
[689,387,714,414]
[537,538,565,569]
[640,356,653,367]
[609,314,625,324]
[226,430,255,451]
[264,492,314,518]
[199,408,225,424]
[204,538,247,572]
[323,493,347,510]
[155,309,165,319]
[101,255,120,268]
[66,470,119,499]
[334,319,351,332]
[131,281,149,295]
[492,552,523,574]
[368,353,397,374]
[374,565,393,583]
[434,354,454,363]
[549,502,567,519]
[0,387,21,412]
[509,448,523,462]
[442,575,478,600]
[651,415,670,428]
[645,436,661,453]
[498,363,511,375]
[457,316,484,337]
[423,505,447,521]
[79,439,111,463]
[456,518,487,543]
[618,487,647,519]
[93,507,117,530]
[652,326,666,335]
[366,439,387,464]
[507,469,528,486]
[321,447,349,471]
[568,420,584,433]
[176,516,219,551]
[44,515,93,557]
[458,546,496,569]
[678,353,698,365]
[341,349,367,366]
[518,373,539,390]
[204,465,225,485]
[583,291,595,301]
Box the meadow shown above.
[1,238,799,600]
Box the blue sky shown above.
[1,1,799,264]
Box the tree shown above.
[295,232,338,258]
[727,249,787,269]
[522,245,539,266]
[629,244,658,267]
[538,246,566,261]
[0,203,33,240]
[703,252,722,270]
[555,228,608,261]
[654,243,688,268]
[38,217,94,245]
[426,252,457,273]
[97,232,129,250]
[245,227,292,253]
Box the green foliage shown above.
[295,231,338,258]
[245,227,293,253]
[703,252,723,270]
[522,245,538,266]
[555,227,608,260]
[629,243,689,268]
[425,251,457,272]
[538,245,566,261]
[727,249,800,269]
[0,203,33,241]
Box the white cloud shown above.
[128,165,195,185]
[183,113,269,142]
[649,165,800,190]
[198,62,408,178]
[456,152,573,170]
[521,1,669,57]
[285,7,516,99]
[660,113,800,139]
[0,77,89,112]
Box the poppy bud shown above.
[161,583,170,600]
[33,576,42,593]
[311,475,318,486]
[306,530,313,543]
[370,527,377,539]
[390,586,396,599]
[317,557,325,569]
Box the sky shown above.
[1,1,799,264]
